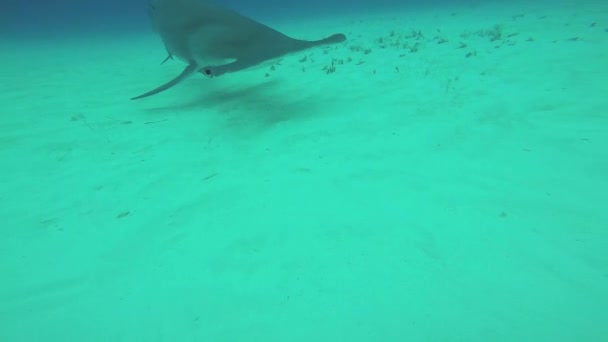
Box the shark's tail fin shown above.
[316,33,347,45]
[297,33,346,51]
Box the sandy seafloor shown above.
[1,1,607,341]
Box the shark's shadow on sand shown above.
[132,0,346,100]
[144,78,324,129]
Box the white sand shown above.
[1,1,607,340]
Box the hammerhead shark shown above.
[131,0,347,100]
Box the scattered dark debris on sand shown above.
[340,23,523,62]
[322,58,342,74]
[290,13,602,77]
[116,211,130,219]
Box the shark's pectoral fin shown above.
[131,63,198,100]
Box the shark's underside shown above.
[131,0,346,100]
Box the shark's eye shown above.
[203,69,213,76]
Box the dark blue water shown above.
[1,0,451,37]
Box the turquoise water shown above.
[1,0,607,341]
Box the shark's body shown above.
[132,0,346,100]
